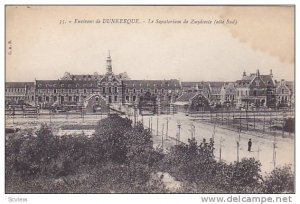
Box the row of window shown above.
[125,88,167,94]
[39,83,96,88]
[128,83,177,87]
[236,90,249,97]
[125,95,137,102]
[6,88,25,92]
[38,95,80,102]
[37,95,119,103]
[102,87,118,94]
[7,95,35,101]
[37,89,95,94]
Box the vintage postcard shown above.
[5,5,295,197]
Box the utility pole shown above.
[253,109,256,130]
[166,117,169,138]
[49,109,52,123]
[272,132,277,170]
[219,137,225,162]
[81,106,84,123]
[246,101,249,131]
[161,123,164,150]
[212,121,216,139]
[236,140,240,162]
[221,107,224,125]
[150,117,153,133]
[177,122,181,145]
[257,145,261,160]
[236,128,241,162]
[272,141,277,170]
[190,123,195,139]
[12,107,15,125]
[263,116,265,132]
[157,117,159,137]
[282,111,285,137]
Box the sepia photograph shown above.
[4,5,295,196]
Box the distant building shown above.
[275,80,294,107]
[5,52,293,112]
[173,92,210,113]
[220,82,237,105]
[5,82,35,105]
[208,82,225,105]
[235,69,276,108]
[35,80,99,108]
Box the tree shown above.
[263,165,294,193]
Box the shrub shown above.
[263,165,294,193]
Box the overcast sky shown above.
[6,6,294,82]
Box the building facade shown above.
[5,53,293,112]
[275,80,293,107]
[5,82,35,105]
[235,70,276,108]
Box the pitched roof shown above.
[260,75,275,86]
[176,92,198,102]
[36,80,98,89]
[61,72,103,81]
[6,82,35,88]
[124,79,180,89]
[285,81,294,92]
[181,81,210,90]
[209,82,225,87]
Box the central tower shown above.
[106,50,112,74]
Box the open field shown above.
[140,113,294,174]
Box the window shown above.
[155,89,157,93]
[161,89,165,93]
[126,88,129,93]
[256,81,260,87]
[133,96,136,101]
[140,89,143,93]
[102,87,106,93]
[253,90,257,96]
[109,87,112,93]
[69,96,72,101]
[282,89,284,94]
[114,87,118,93]
[95,97,99,102]
[126,96,129,101]
[54,89,57,94]
[54,96,57,101]
[45,96,49,102]
[114,96,118,102]
[31,96,34,101]
[84,89,86,94]
[133,89,136,93]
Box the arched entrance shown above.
[83,94,108,113]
